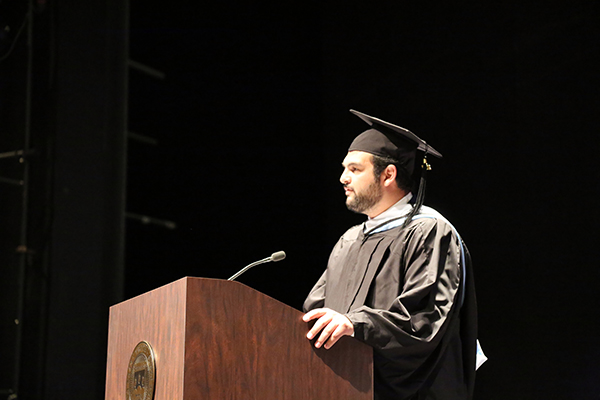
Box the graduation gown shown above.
[303,209,477,400]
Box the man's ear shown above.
[381,164,397,187]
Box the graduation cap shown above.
[347,109,442,224]
[348,109,442,175]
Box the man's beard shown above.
[345,180,383,214]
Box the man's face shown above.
[340,151,382,214]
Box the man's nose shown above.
[340,169,350,185]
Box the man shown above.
[303,110,477,400]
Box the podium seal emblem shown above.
[126,341,156,400]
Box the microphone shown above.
[227,251,286,281]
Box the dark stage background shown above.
[1,1,599,399]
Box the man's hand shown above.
[302,308,354,349]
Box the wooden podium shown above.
[105,277,373,399]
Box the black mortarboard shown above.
[347,109,442,225]
[348,109,442,175]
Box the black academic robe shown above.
[303,213,477,400]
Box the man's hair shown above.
[371,154,414,193]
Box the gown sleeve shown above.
[302,270,327,312]
[345,218,462,360]
[302,232,351,312]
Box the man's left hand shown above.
[302,308,354,349]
